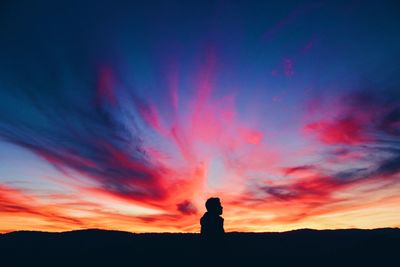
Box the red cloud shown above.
[0,184,87,231]
[304,116,367,145]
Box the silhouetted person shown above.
[200,197,224,236]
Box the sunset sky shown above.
[1,0,400,233]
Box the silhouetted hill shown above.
[1,228,398,266]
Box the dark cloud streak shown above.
[0,1,171,204]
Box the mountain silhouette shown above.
[1,228,398,266]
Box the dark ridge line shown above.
[2,227,399,236]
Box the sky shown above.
[0,0,400,233]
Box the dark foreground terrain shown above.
[1,228,399,266]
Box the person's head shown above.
[205,197,223,215]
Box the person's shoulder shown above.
[200,212,208,222]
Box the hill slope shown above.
[1,228,398,266]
